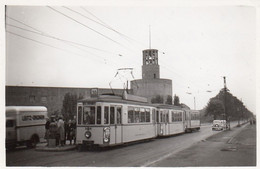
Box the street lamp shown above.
[186,92,196,110]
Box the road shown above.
[6,122,239,167]
[151,123,256,166]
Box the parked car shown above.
[212,120,227,131]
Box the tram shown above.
[76,92,200,150]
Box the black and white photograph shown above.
[1,0,258,168]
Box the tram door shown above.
[182,111,186,132]
[165,110,169,135]
[152,109,157,136]
[115,106,122,144]
[159,110,169,136]
[156,110,160,136]
[184,110,191,131]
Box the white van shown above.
[212,120,227,131]
[6,106,48,150]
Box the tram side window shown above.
[104,106,109,124]
[152,109,155,123]
[117,107,122,124]
[140,108,145,122]
[83,106,95,124]
[191,113,199,120]
[156,111,159,123]
[191,113,195,120]
[97,106,101,124]
[160,111,164,123]
[134,108,140,123]
[172,111,181,122]
[128,107,134,123]
[166,111,169,123]
[145,109,150,122]
[78,106,82,125]
[110,107,115,124]
[179,112,183,121]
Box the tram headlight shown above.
[103,127,110,143]
[85,131,92,139]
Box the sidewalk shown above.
[35,140,76,152]
[152,123,256,167]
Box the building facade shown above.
[6,86,125,117]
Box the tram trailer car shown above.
[155,105,185,136]
[76,94,200,149]
[155,105,200,136]
[183,109,201,133]
[6,106,48,150]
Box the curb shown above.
[35,145,76,152]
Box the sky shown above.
[3,1,257,113]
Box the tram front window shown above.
[110,107,115,124]
[83,106,95,124]
[78,106,82,125]
[104,106,109,124]
[97,106,101,124]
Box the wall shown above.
[130,78,172,104]
[6,86,125,117]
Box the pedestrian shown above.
[45,118,50,146]
[67,120,73,145]
[64,120,68,145]
[57,116,65,146]
[71,119,76,145]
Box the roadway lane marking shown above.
[141,145,188,167]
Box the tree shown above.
[165,95,172,105]
[173,95,180,106]
[204,89,254,122]
[205,98,224,120]
[61,93,78,121]
[151,95,164,104]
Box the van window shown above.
[6,120,15,127]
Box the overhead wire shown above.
[5,16,127,68]
[47,6,131,50]
[6,30,88,58]
[6,16,43,33]
[80,7,143,45]
[6,23,119,55]
[6,27,116,68]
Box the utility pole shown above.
[149,25,151,49]
[223,76,230,130]
[194,97,196,110]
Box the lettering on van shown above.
[22,115,45,121]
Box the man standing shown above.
[57,116,65,146]
[45,118,50,146]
